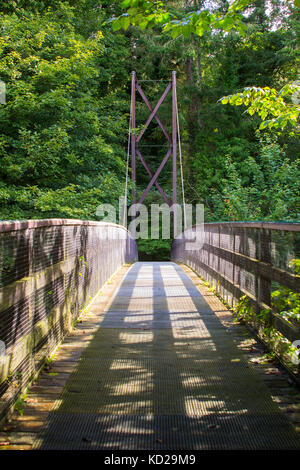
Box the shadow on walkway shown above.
[34,262,300,450]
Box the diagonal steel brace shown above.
[136,82,172,143]
[138,147,171,205]
[136,149,171,206]
[136,82,171,144]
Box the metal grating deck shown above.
[34,262,300,450]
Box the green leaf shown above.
[195,25,205,36]
[121,0,131,8]
[182,25,193,38]
[171,27,182,39]
[259,120,270,130]
[121,16,130,31]
[139,20,148,30]
[112,19,121,31]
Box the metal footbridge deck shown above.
[34,262,300,450]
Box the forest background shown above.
[0,0,299,258]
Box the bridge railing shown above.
[0,219,138,421]
[171,222,300,377]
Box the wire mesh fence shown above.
[171,222,300,375]
[0,219,138,422]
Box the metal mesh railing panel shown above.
[0,220,137,421]
[171,222,300,365]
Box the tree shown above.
[0,2,131,220]
[113,0,299,135]
[111,0,250,36]
[0,0,298,231]
[220,83,300,131]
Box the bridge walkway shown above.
[32,262,300,450]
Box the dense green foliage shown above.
[126,0,299,225]
[0,1,299,255]
[231,258,300,369]
[0,1,130,219]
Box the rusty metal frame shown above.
[131,72,177,224]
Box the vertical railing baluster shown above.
[257,228,272,309]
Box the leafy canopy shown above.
[0,2,130,220]
[110,0,251,37]
[111,0,300,37]
[220,83,300,131]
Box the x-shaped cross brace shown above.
[133,79,173,207]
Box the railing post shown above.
[217,224,221,296]
[257,228,272,308]
[231,226,235,307]
[236,226,244,296]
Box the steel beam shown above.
[136,82,172,143]
[136,149,171,206]
[131,71,136,204]
[130,72,177,217]
[172,71,177,236]
[135,82,171,144]
[138,148,172,205]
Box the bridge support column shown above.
[131,71,136,205]
[172,71,177,237]
[129,71,178,237]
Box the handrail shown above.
[0,218,132,233]
[171,221,300,379]
[0,219,138,422]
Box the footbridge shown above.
[0,219,299,450]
